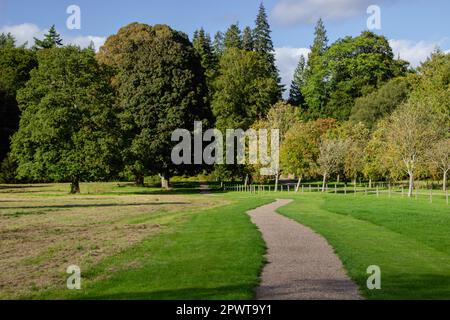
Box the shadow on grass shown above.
[76,284,252,300]
[0,202,190,210]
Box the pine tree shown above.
[309,18,328,58]
[288,55,306,107]
[242,26,254,51]
[213,31,224,57]
[193,28,218,92]
[0,33,16,49]
[253,2,281,97]
[303,18,329,118]
[33,25,63,50]
[224,24,242,50]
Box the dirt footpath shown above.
[248,199,362,300]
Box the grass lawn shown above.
[0,183,274,299]
[2,182,450,300]
[277,193,450,299]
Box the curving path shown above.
[248,199,362,300]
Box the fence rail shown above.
[223,183,449,205]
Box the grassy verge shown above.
[277,193,450,299]
[32,193,274,300]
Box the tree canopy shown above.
[97,23,212,187]
[11,46,119,193]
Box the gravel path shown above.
[248,199,362,300]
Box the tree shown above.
[288,55,306,107]
[325,32,408,120]
[335,122,370,185]
[212,48,279,131]
[98,23,211,188]
[193,28,218,90]
[428,139,450,191]
[350,77,411,129]
[0,48,37,163]
[224,24,242,50]
[318,138,350,192]
[281,118,337,190]
[33,25,63,50]
[253,2,281,96]
[252,102,300,187]
[302,19,328,118]
[242,26,254,51]
[11,46,119,193]
[0,33,16,49]
[384,100,442,197]
[213,31,225,57]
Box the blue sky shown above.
[1,0,449,88]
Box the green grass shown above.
[277,193,450,299]
[32,193,274,300]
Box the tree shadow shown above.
[0,202,190,210]
[75,284,252,300]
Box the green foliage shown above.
[0,33,16,49]
[193,28,218,94]
[288,55,306,107]
[350,77,411,129]
[11,46,119,190]
[253,2,281,96]
[224,24,242,50]
[302,19,328,118]
[0,48,37,162]
[33,25,63,50]
[242,26,254,51]
[211,48,279,130]
[212,31,224,57]
[0,153,18,183]
[281,118,337,178]
[98,23,212,184]
[304,30,408,120]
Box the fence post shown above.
[388,184,391,198]
[344,185,347,194]
[376,185,379,197]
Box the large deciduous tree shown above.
[97,23,211,188]
[0,47,37,164]
[212,48,279,131]
[11,46,119,193]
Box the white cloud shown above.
[272,0,389,25]
[389,39,447,68]
[0,23,106,51]
[275,47,310,95]
[67,35,106,51]
[0,23,45,47]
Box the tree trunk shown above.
[134,174,144,187]
[443,170,448,192]
[244,174,249,188]
[369,178,372,188]
[70,179,80,194]
[274,173,279,192]
[322,173,327,192]
[295,176,302,192]
[353,176,357,187]
[408,172,414,197]
[337,174,340,184]
[161,174,170,190]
